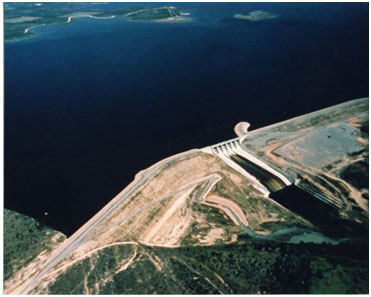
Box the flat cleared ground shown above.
[242,97,369,219]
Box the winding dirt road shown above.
[14,150,199,294]
[13,150,223,295]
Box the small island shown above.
[234,10,278,22]
[125,7,190,22]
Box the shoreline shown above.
[24,23,45,34]
[125,15,192,23]
[66,14,116,23]
[7,11,191,43]
[7,14,117,42]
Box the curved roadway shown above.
[15,149,200,294]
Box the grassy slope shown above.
[46,238,368,294]
[4,209,65,282]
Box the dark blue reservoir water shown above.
[5,3,368,235]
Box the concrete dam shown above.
[202,137,346,211]
[201,138,292,197]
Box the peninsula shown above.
[4,3,190,41]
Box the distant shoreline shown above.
[131,16,192,23]
[6,7,192,43]
[66,14,116,24]
[234,10,278,22]
[24,23,45,34]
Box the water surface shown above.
[5,3,368,235]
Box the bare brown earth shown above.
[7,149,311,294]
[204,195,249,226]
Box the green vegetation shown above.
[101,254,184,294]
[127,7,180,21]
[49,244,135,294]
[4,209,65,281]
[189,181,208,200]
[180,200,241,246]
[309,257,368,294]
[46,238,368,294]
[4,3,185,41]
[5,2,90,41]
